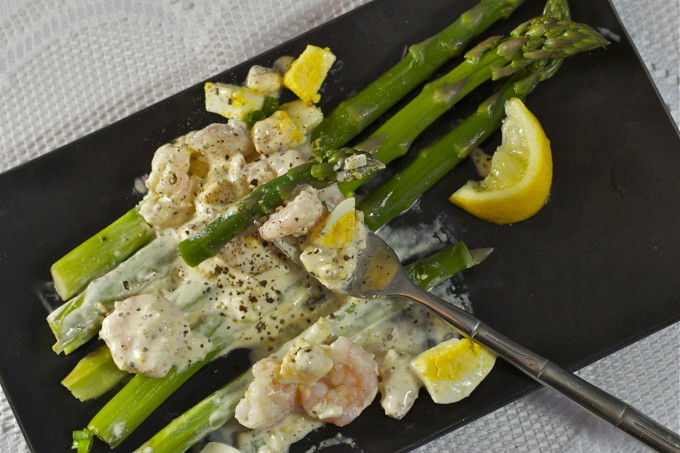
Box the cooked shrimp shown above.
[146,143,193,201]
[99,294,211,378]
[244,157,276,188]
[186,121,255,161]
[139,142,196,227]
[299,336,379,426]
[235,358,298,430]
[245,65,282,96]
[194,152,249,218]
[258,188,324,240]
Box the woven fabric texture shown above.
[1,0,678,452]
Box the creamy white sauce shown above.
[237,413,322,453]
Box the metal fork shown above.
[340,231,680,453]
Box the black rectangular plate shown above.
[0,0,678,452]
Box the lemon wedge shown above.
[449,98,552,224]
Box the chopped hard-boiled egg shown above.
[411,337,495,404]
[283,45,336,104]
[280,100,324,134]
[300,197,366,292]
[204,82,265,121]
[308,197,358,249]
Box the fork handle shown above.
[400,283,680,453]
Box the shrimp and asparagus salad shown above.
[46,0,609,451]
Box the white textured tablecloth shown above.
[1,0,678,452]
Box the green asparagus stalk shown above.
[359,25,607,229]
[88,348,222,447]
[310,0,526,152]
[50,207,153,301]
[178,148,384,267]
[338,17,610,195]
[406,241,490,288]
[48,234,178,354]
[543,0,570,19]
[134,241,477,453]
[61,345,130,401]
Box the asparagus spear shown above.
[71,429,93,453]
[359,29,607,230]
[178,148,384,267]
[50,207,153,301]
[310,0,526,152]
[134,241,477,453]
[61,345,130,401]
